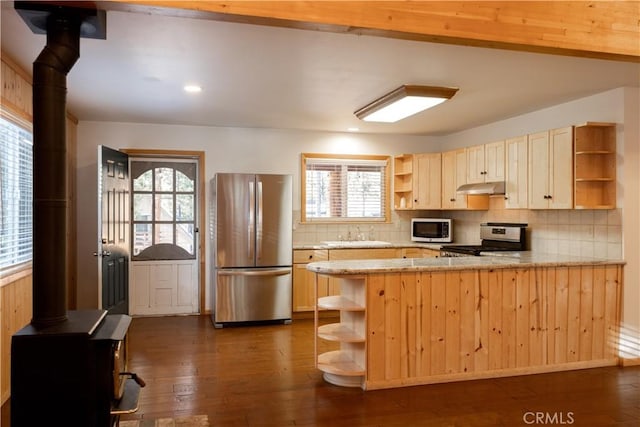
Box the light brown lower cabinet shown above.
[314,263,623,390]
[294,247,402,312]
[293,249,329,312]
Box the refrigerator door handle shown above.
[248,180,255,261]
[257,180,263,260]
[217,268,291,277]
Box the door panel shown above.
[528,131,550,209]
[550,126,574,209]
[255,174,292,267]
[214,268,292,324]
[130,261,199,315]
[98,146,130,314]
[215,173,255,268]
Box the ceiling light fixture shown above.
[184,84,202,93]
[354,85,459,123]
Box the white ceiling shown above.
[2,2,639,136]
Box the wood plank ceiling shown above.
[100,1,640,62]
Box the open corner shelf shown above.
[574,122,617,209]
[315,275,366,389]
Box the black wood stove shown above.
[11,310,143,426]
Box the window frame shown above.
[301,153,391,223]
[0,111,33,275]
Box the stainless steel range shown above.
[440,223,528,257]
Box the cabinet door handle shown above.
[450,198,456,202]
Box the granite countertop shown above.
[306,252,625,275]
[293,241,443,250]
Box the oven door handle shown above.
[120,372,146,388]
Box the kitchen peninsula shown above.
[307,254,623,390]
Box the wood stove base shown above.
[11,310,134,427]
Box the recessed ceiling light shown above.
[184,85,202,93]
[347,127,360,132]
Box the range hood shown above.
[456,181,506,195]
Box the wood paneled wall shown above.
[1,52,78,404]
[0,273,33,404]
[1,55,32,123]
[366,265,622,389]
[0,53,35,406]
[1,52,77,309]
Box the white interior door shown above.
[129,158,199,315]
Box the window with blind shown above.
[302,153,390,222]
[0,116,33,270]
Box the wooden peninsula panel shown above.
[364,265,622,390]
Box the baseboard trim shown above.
[620,357,640,367]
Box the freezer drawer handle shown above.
[217,268,291,277]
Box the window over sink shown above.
[301,153,390,223]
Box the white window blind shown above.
[304,155,389,222]
[0,116,33,270]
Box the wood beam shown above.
[97,1,640,62]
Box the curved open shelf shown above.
[317,350,365,376]
[318,323,365,343]
[317,295,364,311]
[315,274,366,389]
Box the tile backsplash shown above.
[293,210,415,244]
[293,197,623,260]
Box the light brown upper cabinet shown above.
[504,135,528,209]
[412,153,442,210]
[573,122,617,209]
[528,127,574,209]
[467,140,505,184]
[442,148,469,210]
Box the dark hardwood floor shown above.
[119,315,640,426]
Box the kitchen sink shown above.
[322,240,393,247]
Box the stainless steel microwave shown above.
[411,218,452,243]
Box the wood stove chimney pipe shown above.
[15,2,106,327]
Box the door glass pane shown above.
[155,194,173,220]
[133,170,152,191]
[155,223,173,245]
[176,194,194,221]
[155,167,173,191]
[133,194,152,221]
[131,160,197,261]
[176,224,195,254]
[176,171,194,192]
[133,223,152,255]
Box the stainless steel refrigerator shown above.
[210,173,293,327]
